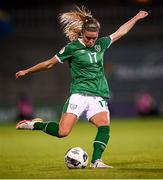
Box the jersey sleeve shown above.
[100,36,112,50]
[55,44,73,63]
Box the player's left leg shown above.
[89,111,113,168]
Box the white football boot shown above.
[16,118,43,130]
[90,159,113,168]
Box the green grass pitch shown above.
[0,117,163,179]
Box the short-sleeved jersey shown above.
[55,36,112,98]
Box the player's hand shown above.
[136,11,149,20]
[15,70,28,79]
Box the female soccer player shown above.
[16,6,148,168]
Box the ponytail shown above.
[59,6,100,41]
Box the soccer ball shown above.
[64,147,89,169]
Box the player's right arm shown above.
[16,56,58,79]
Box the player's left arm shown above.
[110,10,149,43]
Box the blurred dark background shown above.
[0,0,163,122]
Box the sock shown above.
[34,122,59,137]
[91,125,110,163]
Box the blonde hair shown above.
[59,6,100,41]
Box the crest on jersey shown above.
[95,45,101,52]
[59,47,65,54]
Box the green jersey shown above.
[55,36,112,98]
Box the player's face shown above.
[82,30,99,47]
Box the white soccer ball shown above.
[64,147,89,169]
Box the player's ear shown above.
[81,30,84,36]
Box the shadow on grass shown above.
[112,161,163,173]
[118,167,163,173]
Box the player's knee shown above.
[59,128,70,138]
[98,119,110,126]
[59,133,68,138]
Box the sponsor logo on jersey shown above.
[70,104,77,110]
[80,50,86,53]
[95,45,101,52]
[59,47,65,54]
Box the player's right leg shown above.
[16,118,43,130]
[16,93,84,137]
[16,113,77,138]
